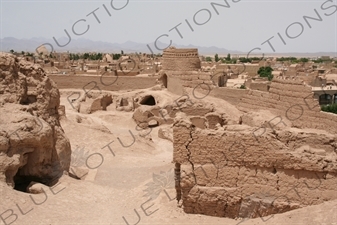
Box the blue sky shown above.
[1,0,337,53]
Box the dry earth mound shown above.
[0,53,71,190]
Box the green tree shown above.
[205,56,212,62]
[113,53,121,60]
[277,57,298,62]
[97,53,102,60]
[299,58,309,63]
[10,49,14,54]
[226,53,231,61]
[258,66,274,81]
[239,57,252,63]
[321,104,337,114]
[121,50,124,55]
[313,58,323,63]
[250,57,261,61]
[214,53,219,62]
[21,51,25,55]
[83,53,90,59]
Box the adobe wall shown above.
[163,71,217,92]
[162,48,201,71]
[197,87,248,106]
[295,73,318,85]
[49,75,157,91]
[217,64,260,76]
[245,64,262,76]
[310,76,326,87]
[237,78,337,134]
[173,121,337,219]
[167,75,184,96]
[246,81,270,92]
[173,77,337,219]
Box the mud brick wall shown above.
[162,48,201,71]
[173,121,337,219]
[207,88,248,106]
[49,75,157,91]
[164,71,216,91]
[237,78,337,134]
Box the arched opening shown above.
[319,94,332,105]
[162,74,168,88]
[334,94,337,104]
[140,95,156,106]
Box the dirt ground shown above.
[1,88,336,225]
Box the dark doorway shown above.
[140,95,156,106]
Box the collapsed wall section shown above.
[173,120,337,218]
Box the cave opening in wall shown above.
[10,160,62,193]
[20,95,37,105]
[12,169,44,193]
[140,95,156,106]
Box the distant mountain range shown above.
[1,37,336,57]
[0,37,238,55]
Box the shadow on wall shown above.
[162,74,168,88]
